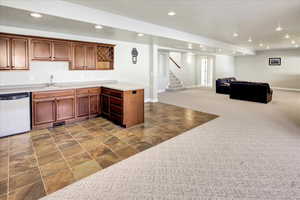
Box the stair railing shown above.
[169,56,182,69]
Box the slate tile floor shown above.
[0,103,218,200]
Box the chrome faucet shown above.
[48,74,55,86]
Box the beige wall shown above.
[235,49,300,89]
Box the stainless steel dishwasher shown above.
[0,92,31,137]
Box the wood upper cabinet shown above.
[56,96,75,121]
[11,38,29,70]
[31,39,71,61]
[71,42,96,70]
[85,45,96,70]
[32,98,56,125]
[72,43,86,70]
[0,34,29,70]
[0,37,10,70]
[52,41,71,61]
[31,39,52,61]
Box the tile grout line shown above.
[48,128,78,184]
[68,123,107,168]
[29,133,49,196]
[78,123,124,159]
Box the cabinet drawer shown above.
[110,104,123,115]
[76,88,89,95]
[102,87,123,98]
[33,89,75,99]
[110,113,123,125]
[89,88,100,94]
[110,96,123,106]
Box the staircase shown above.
[166,71,185,91]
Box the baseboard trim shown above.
[145,98,159,103]
[273,87,300,92]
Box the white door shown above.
[200,56,214,87]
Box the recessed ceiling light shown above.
[291,40,296,44]
[233,33,239,37]
[137,33,144,37]
[94,25,103,29]
[276,24,283,32]
[248,37,253,42]
[284,34,290,39]
[188,44,192,49]
[295,44,299,48]
[30,13,42,18]
[259,43,264,47]
[266,45,270,49]
[168,11,176,16]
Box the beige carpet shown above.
[42,88,300,200]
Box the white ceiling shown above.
[64,0,300,50]
[0,6,240,55]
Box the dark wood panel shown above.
[101,94,110,115]
[52,41,71,61]
[0,37,10,70]
[56,96,75,121]
[31,39,52,61]
[11,38,29,70]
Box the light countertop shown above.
[0,80,145,95]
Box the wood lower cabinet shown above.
[0,34,29,70]
[77,95,90,117]
[32,90,76,129]
[76,88,101,118]
[101,87,144,128]
[32,98,56,125]
[90,94,100,115]
[56,96,75,121]
[31,87,144,129]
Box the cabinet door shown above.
[90,94,99,115]
[72,43,85,69]
[53,41,71,61]
[77,95,90,117]
[11,38,29,70]
[101,94,110,116]
[33,98,56,125]
[85,45,96,69]
[31,39,52,60]
[0,37,10,70]
[56,96,75,121]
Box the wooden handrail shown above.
[169,56,182,69]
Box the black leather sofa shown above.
[230,81,273,103]
[216,77,236,94]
